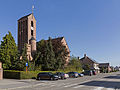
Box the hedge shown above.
[3,70,82,79]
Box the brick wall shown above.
[0,62,3,80]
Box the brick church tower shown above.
[18,13,36,60]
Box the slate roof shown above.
[81,56,98,64]
[18,13,32,21]
[52,37,64,42]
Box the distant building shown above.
[80,54,100,73]
[0,62,3,80]
[110,66,115,72]
[18,13,36,60]
[99,63,111,73]
[114,66,120,71]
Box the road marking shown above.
[73,85,85,88]
[64,83,79,87]
[93,87,104,90]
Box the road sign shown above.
[26,63,28,67]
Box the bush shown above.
[3,70,56,79]
[3,70,83,79]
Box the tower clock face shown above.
[31,26,34,30]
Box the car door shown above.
[42,73,47,79]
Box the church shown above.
[18,13,36,61]
[17,10,70,63]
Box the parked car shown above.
[67,72,79,78]
[92,70,96,75]
[78,73,84,77]
[37,72,59,80]
[56,72,66,79]
[83,70,93,76]
[64,73,69,78]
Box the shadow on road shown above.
[79,80,120,89]
[104,75,120,79]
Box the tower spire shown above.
[32,5,34,14]
[32,5,34,18]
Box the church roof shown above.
[52,37,64,42]
[18,13,33,21]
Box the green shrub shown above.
[3,70,56,79]
[3,70,83,79]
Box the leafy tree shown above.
[0,31,18,69]
[35,37,70,71]
[42,37,56,70]
[66,56,82,71]
[34,40,45,70]
[52,38,69,70]
[83,64,90,70]
[13,44,28,71]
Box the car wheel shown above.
[38,77,41,80]
[50,77,53,80]
[61,77,64,80]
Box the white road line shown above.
[64,83,79,87]
[93,87,104,90]
[73,85,85,88]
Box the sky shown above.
[0,0,120,66]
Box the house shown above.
[110,66,115,72]
[80,54,100,73]
[0,62,3,80]
[114,66,120,71]
[99,63,111,73]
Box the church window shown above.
[31,21,33,27]
[31,30,33,36]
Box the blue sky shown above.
[0,0,120,66]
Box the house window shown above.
[31,21,33,27]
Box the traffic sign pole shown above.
[26,62,28,73]
[26,66,27,73]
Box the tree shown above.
[34,40,45,70]
[13,44,28,71]
[83,64,90,70]
[0,31,18,69]
[52,38,69,70]
[35,37,70,71]
[66,56,82,71]
[35,37,56,71]
[42,37,56,70]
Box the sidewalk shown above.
[0,79,41,90]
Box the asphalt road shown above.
[1,71,120,90]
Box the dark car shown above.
[37,72,59,80]
[56,72,67,79]
[84,70,93,76]
[56,72,66,79]
[67,72,79,78]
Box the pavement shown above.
[0,71,120,90]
